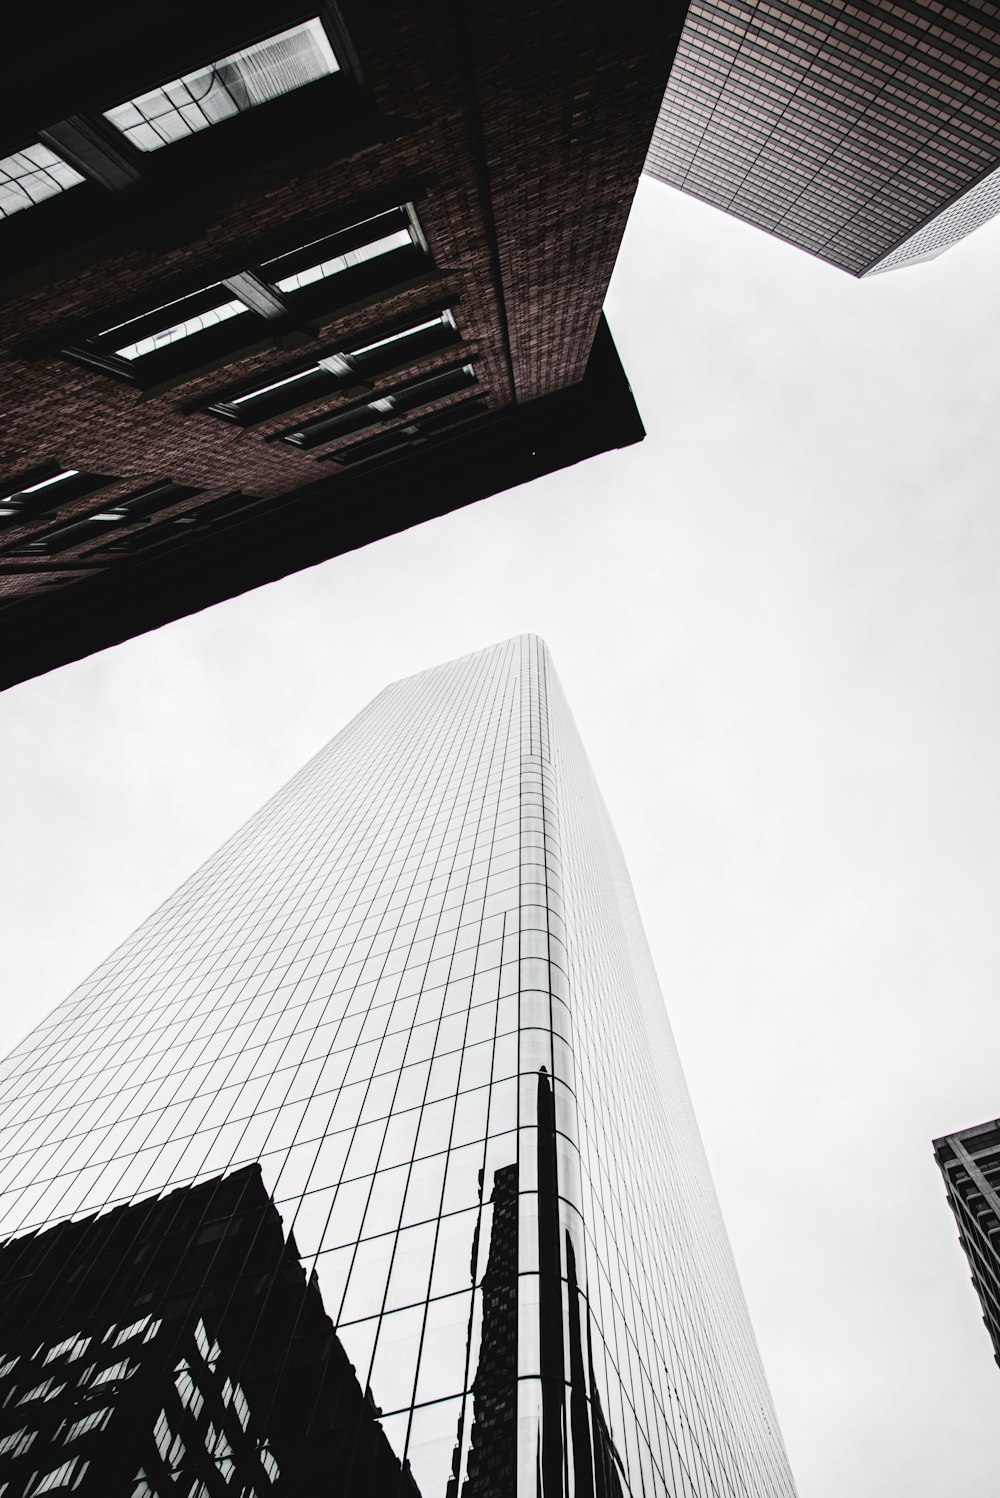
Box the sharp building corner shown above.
[0,5,682,690]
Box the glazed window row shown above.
[0,18,342,220]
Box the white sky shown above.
[3,177,1000,1495]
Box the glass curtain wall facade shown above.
[0,636,796,1498]
[644,0,1000,276]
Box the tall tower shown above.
[644,0,1000,277]
[0,638,796,1497]
[934,1119,1000,1371]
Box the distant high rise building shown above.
[0,637,797,1496]
[645,0,1000,276]
[934,1118,1000,1370]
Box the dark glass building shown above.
[644,0,1000,276]
[0,637,797,1495]
[934,1118,1000,1371]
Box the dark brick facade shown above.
[0,2,685,689]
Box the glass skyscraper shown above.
[0,636,796,1497]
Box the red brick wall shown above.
[0,1,676,612]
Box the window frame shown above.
[275,361,480,452]
[0,143,86,220]
[1,482,203,558]
[0,469,115,527]
[204,308,462,427]
[89,491,263,558]
[60,205,430,392]
[0,12,368,282]
[100,18,343,154]
[325,396,490,467]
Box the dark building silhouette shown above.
[645,0,1000,276]
[934,1118,1000,1371]
[0,3,682,690]
[0,638,798,1495]
[455,1163,518,1498]
[0,1165,421,1497]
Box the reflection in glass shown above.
[0,1166,420,1497]
[459,1161,518,1497]
[0,637,797,1497]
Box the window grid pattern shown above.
[0,21,342,227]
[103,19,340,152]
[645,0,1000,275]
[0,1302,274,1498]
[271,228,411,294]
[933,1121,1000,1370]
[867,155,1000,271]
[0,638,795,1496]
[0,146,84,220]
[543,653,796,1498]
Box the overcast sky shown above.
[3,178,1000,1496]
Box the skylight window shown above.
[208,310,459,425]
[0,144,84,219]
[229,367,319,407]
[282,362,478,449]
[272,228,412,293]
[349,316,449,360]
[111,298,247,361]
[1,469,79,505]
[103,20,339,151]
[68,208,427,386]
[0,470,114,522]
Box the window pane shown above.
[0,145,83,219]
[273,228,411,294]
[104,20,339,151]
[114,299,246,361]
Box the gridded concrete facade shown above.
[0,638,796,1496]
[934,1118,1000,1371]
[645,0,1000,276]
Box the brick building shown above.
[0,3,682,690]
